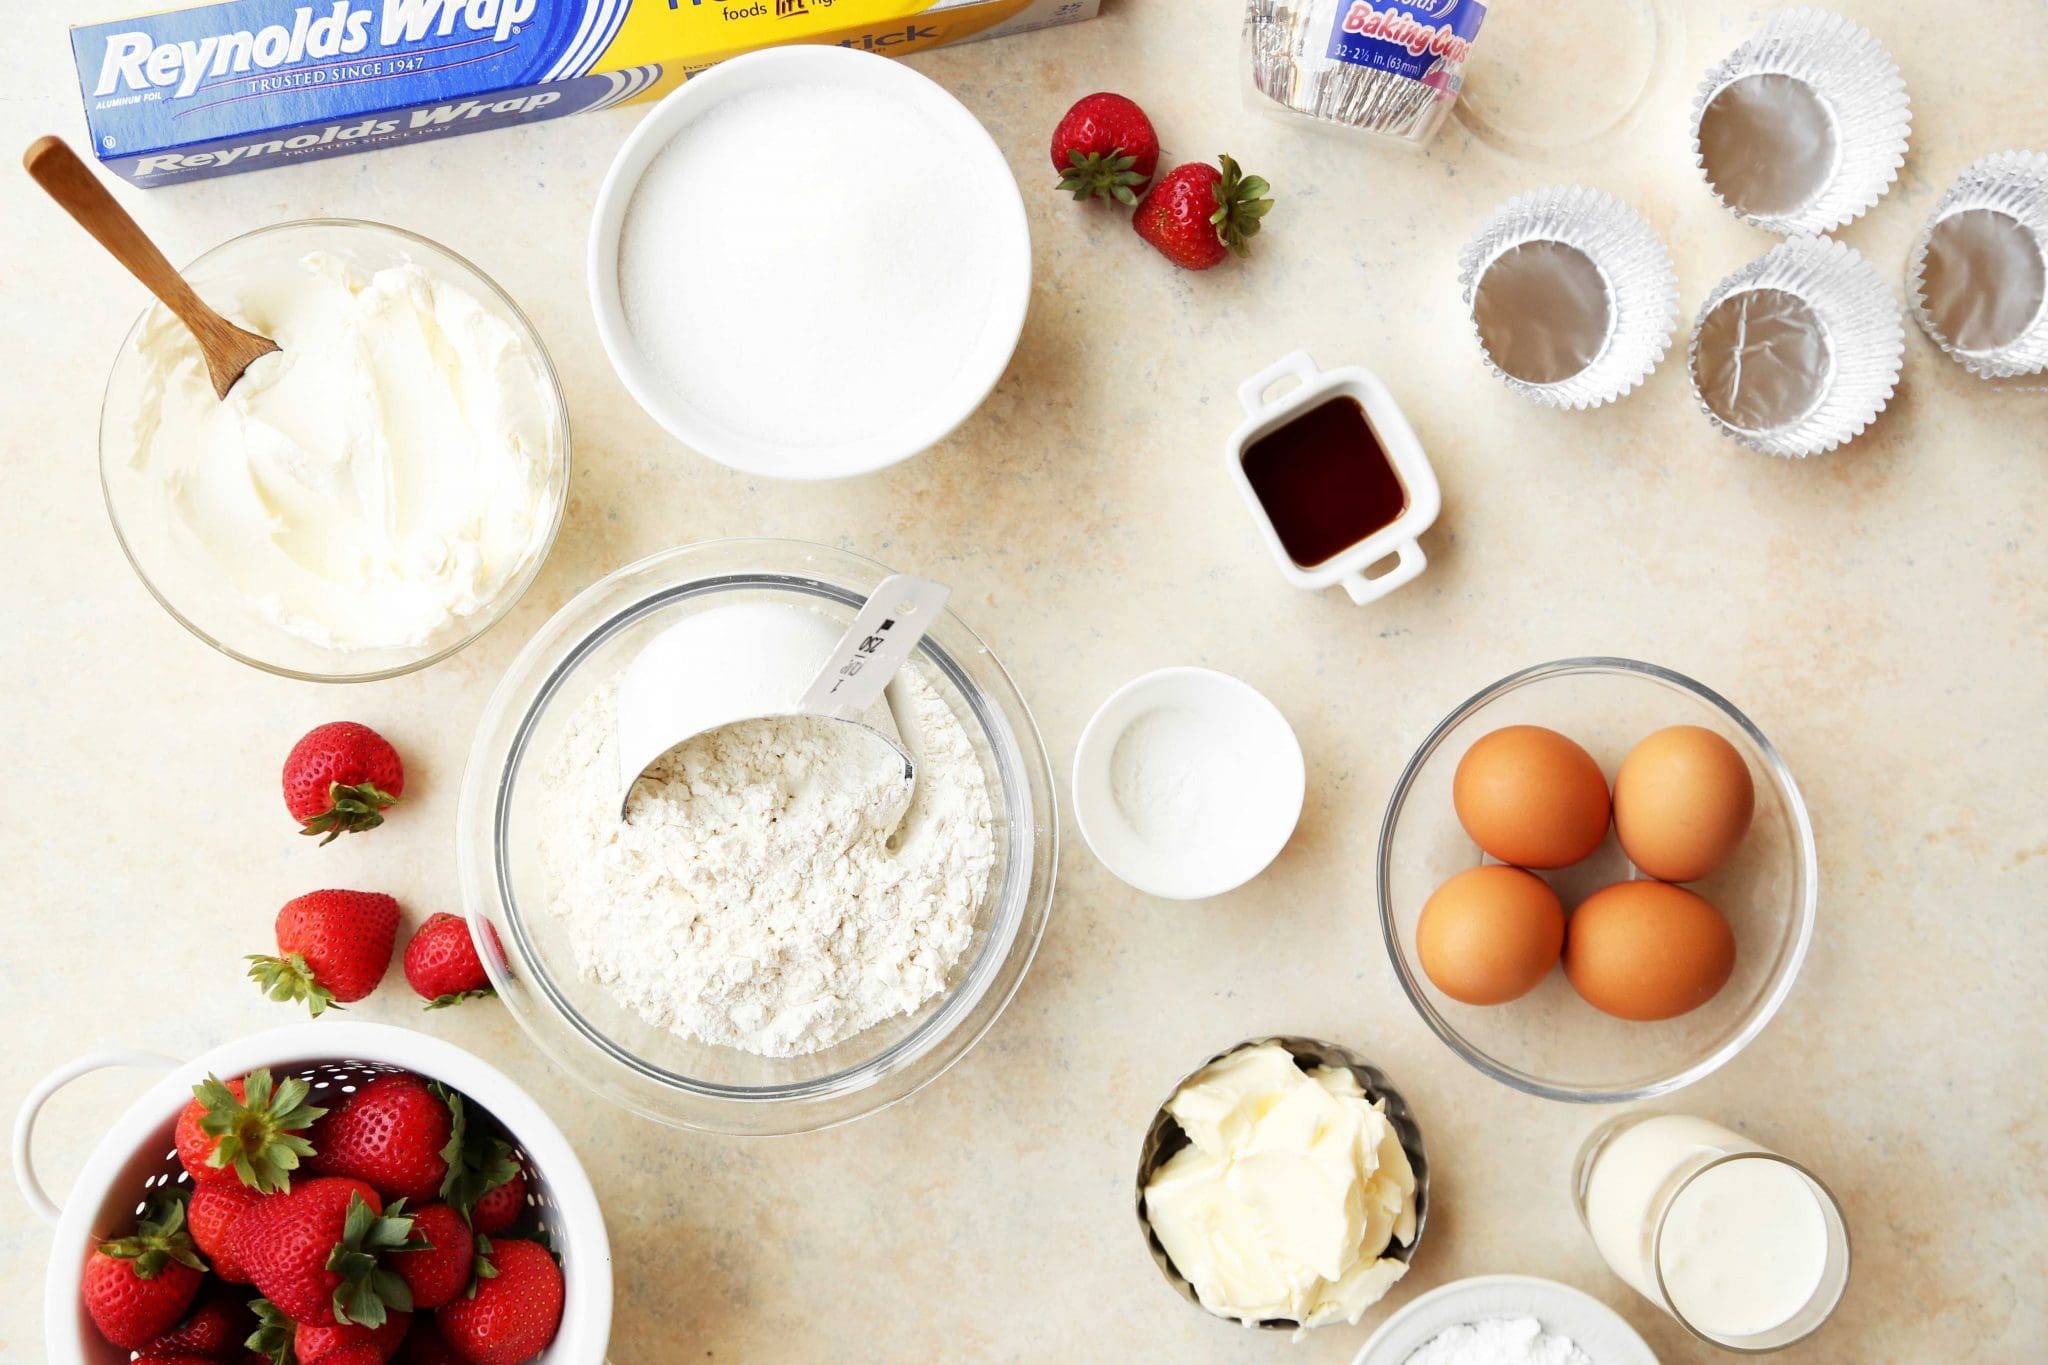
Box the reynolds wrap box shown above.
[72,0,1098,186]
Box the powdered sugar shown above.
[539,666,994,1058]
[616,83,1001,453]
[1404,1317,1594,1365]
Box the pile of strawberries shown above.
[83,1065,562,1364]
[258,723,498,1015]
[1050,92,1275,271]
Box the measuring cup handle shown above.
[1341,540,1427,606]
[12,1049,179,1225]
[1237,351,1321,418]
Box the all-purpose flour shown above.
[539,669,994,1057]
[617,84,1000,452]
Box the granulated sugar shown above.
[617,84,1001,452]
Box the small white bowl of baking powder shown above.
[1072,667,1306,901]
[588,44,1032,480]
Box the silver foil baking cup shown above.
[1907,150,2048,379]
[1688,236,1904,457]
[1457,185,1679,410]
[1690,7,1910,236]
[1135,1036,1430,1336]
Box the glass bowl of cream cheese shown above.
[456,539,1058,1135]
[99,219,570,681]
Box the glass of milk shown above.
[1573,1113,1850,1350]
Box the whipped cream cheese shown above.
[126,249,559,652]
[1144,1042,1419,1331]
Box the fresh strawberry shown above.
[315,1347,394,1365]
[390,1203,476,1310]
[176,1070,325,1193]
[434,1089,523,1231]
[298,1308,413,1363]
[140,1281,254,1357]
[393,1317,466,1364]
[82,1193,206,1349]
[1050,92,1159,204]
[435,1239,563,1365]
[232,1179,422,1328]
[1132,154,1274,270]
[285,722,405,843]
[306,1072,453,1203]
[249,890,401,1016]
[403,914,498,1009]
[188,1181,268,1283]
[467,1168,526,1238]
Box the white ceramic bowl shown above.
[587,45,1032,480]
[1073,667,1305,900]
[13,1022,611,1365]
[1353,1274,1655,1364]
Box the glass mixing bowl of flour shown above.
[457,539,1057,1134]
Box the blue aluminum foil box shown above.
[70,0,1097,186]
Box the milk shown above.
[1577,1113,1847,1348]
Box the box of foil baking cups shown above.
[1908,150,2048,381]
[1243,0,1488,148]
[1690,6,1910,236]
[1457,185,1678,410]
[1688,236,1904,458]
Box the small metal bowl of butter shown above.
[1135,1036,1430,1335]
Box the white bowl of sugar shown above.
[588,44,1033,480]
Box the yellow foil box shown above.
[71,0,1099,185]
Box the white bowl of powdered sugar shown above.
[456,539,1057,1135]
[588,45,1032,480]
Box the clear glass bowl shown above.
[99,219,571,682]
[1378,658,1816,1102]
[456,540,1058,1134]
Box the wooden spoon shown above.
[24,135,278,400]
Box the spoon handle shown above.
[22,136,240,353]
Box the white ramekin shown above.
[14,1022,612,1365]
[586,45,1032,481]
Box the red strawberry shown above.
[140,1281,254,1357]
[390,1203,475,1310]
[1050,92,1159,204]
[285,722,405,843]
[249,890,401,1016]
[436,1239,563,1365]
[393,1318,466,1364]
[403,914,499,1009]
[468,1168,526,1238]
[232,1179,421,1328]
[1132,154,1274,270]
[82,1194,205,1350]
[312,1349,387,1365]
[307,1072,452,1203]
[298,1308,413,1363]
[176,1070,325,1193]
[188,1182,267,1283]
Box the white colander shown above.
[12,1022,612,1364]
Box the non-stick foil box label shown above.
[72,0,1099,186]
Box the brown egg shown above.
[1417,865,1566,1005]
[1564,880,1737,1021]
[1613,725,1756,882]
[1452,725,1611,868]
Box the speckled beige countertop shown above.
[2,2,2043,1361]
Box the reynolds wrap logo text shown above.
[94,0,540,100]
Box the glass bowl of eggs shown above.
[1377,658,1817,1102]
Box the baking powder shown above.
[539,668,994,1058]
